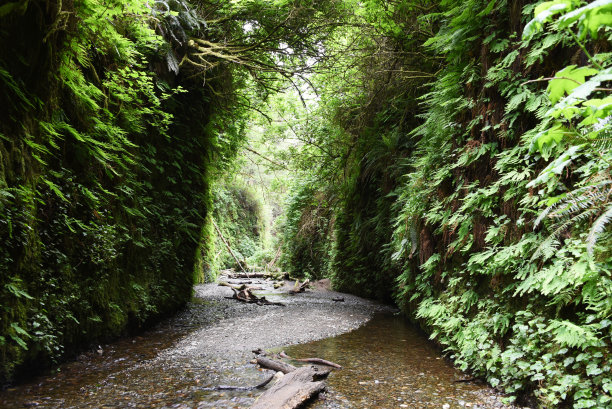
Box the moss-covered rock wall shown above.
[0,0,232,382]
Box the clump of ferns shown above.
[533,179,611,256]
[532,130,612,258]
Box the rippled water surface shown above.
[283,314,507,409]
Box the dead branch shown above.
[279,352,342,369]
[257,357,296,374]
[224,285,285,306]
[212,218,248,276]
[288,279,310,295]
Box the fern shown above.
[587,204,612,253]
[533,180,612,257]
[547,320,599,350]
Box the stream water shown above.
[282,314,508,409]
[0,288,512,409]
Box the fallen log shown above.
[218,282,263,291]
[227,272,270,279]
[288,279,310,295]
[222,284,285,306]
[295,358,342,369]
[201,373,277,391]
[257,356,296,374]
[250,366,327,409]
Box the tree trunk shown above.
[250,366,327,409]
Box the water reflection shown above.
[284,314,507,409]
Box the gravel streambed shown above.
[0,276,519,409]
[0,276,390,408]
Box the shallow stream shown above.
[283,314,507,408]
[0,283,511,409]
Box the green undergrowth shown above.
[389,2,612,407]
[280,176,335,280]
[279,1,612,407]
[210,180,267,273]
[0,0,245,382]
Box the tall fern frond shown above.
[587,204,612,254]
[593,135,612,151]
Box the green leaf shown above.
[586,363,603,376]
[5,280,34,300]
[547,66,598,104]
[531,123,567,153]
[43,179,69,203]
[9,334,27,350]
[477,0,497,17]
[547,320,599,349]
[558,0,612,39]
[523,0,579,39]
[0,0,29,17]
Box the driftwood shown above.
[257,356,296,374]
[288,279,310,295]
[251,351,336,409]
[295,358,342,369]
[227,272,270,279]
[218,282,263,291]
[221,283,285,306]
[279,352,342,369]
[250,366,328,409]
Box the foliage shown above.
[210,180,267,272]
[275,0,612,407]
[0,0,249,382]
[1,0,611,406]
[274,0,439,299]
[388,1,612,407]
[279,176,335,279]
[0,0,353,380]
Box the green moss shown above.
[0,0,243,382]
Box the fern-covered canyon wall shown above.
[211,181,267,272]
[0,0,610,406]
[0,0,245,382]
[279,1,611,407]
[0,0,354,383]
